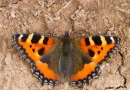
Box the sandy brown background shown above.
[0,0,130,90]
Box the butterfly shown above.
[12,32,120,87]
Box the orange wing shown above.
[12,34,61,85]
[70,36,120,86]
[12,33,120,87]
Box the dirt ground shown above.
[0,0,130,90]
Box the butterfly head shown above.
[64,32,70,39]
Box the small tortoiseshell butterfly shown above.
[12,32,120,87]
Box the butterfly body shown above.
[12,32,120,87]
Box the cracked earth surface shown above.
[0,0,130,90]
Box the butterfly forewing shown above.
[75,36,120,63]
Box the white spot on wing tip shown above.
[110,37,115,42]
[19,34,23,39]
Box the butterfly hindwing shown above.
[69,47,98,86]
